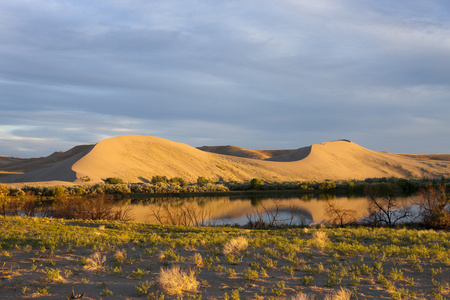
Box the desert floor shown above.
[1,216,449,299]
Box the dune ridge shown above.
[0,135,449,185]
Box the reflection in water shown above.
[119,195,371,226]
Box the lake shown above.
[118,194,376,226]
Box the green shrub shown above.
[151,175,168,184]
[105,177,125,184]
[249,178,264,190]
[197,177,211,185]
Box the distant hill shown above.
[0,135,448,185]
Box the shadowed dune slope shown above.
[0,135,449,185]
[197,145,295,160]
[0,145,93,173]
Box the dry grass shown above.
[324,287,351,300]
[113,249,127,264]
[290,293,315,300]
[158,265,199,295]
[312,230,328,248]
[223,236,249,256]
[85,252,106,271]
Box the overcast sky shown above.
[1,0,450,157]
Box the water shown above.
[118,194,374,226]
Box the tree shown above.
[365,183,413,226]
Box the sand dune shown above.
[0,135,449,185]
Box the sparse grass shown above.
[1,215,450,299]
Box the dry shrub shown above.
[223,237,249,256]
[113,249,127,264]
[418,183,450,228]
[191,253,204,268]
[290,293,315,300]
[312,230,328,248]
[85,252,107,271]
[158,265,199,295]
[325,287,351,300]
[52,195,132,221]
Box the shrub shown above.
[52,186,66,198]
[105,177,125,184]
[223,237,248,256]
[418,183,450,228]
[158,265,199,295]
[197,176,211,185]
[312,230,328,248]
[290,294,315,300]
[243,267,258,281]
[151,175,168,184]
[324,287,351,300]
[249,178,264,190]
[85,252,106,271]
[169,177,187,186]
[319,181,336,191]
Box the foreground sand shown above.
[1,216,449,299]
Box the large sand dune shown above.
[0,135,449,185]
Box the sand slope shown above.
[197,145,295,160]
[0,135,449,184]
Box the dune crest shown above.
[0,135,449,185]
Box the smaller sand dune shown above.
[0,145,93,174]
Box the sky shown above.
[1,0,450,158]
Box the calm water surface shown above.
[118,195,376,226]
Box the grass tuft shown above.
[158,265,199,295]
[223,236,248,256]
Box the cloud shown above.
[1,0,450,157]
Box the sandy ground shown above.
[0,135,449,185]
[1,224,449,300]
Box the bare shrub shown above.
[418,183,450,228]
[158,265,199,295]
[324,200,357,227]
[223,236,249,256]
[148,201,212,226]
[365,183,413,226]
[245,200,303,228]
[52,195,132,221]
